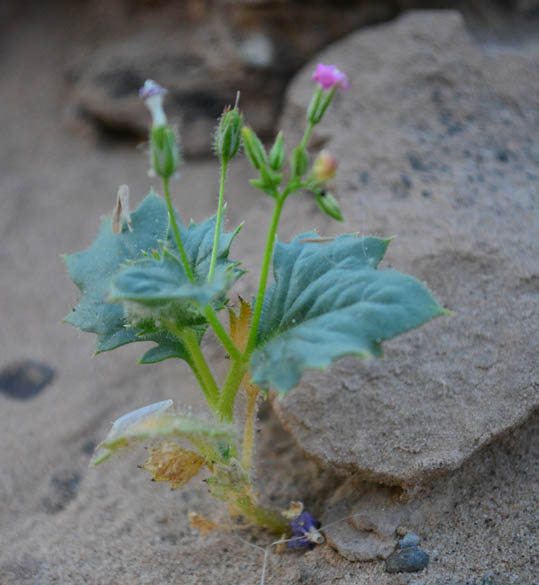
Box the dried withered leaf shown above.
[188,512,221,536]
[111,184,133,234]
[228,297,252,352]
[141,441,204,489]
[282,501,304,520]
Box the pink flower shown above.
[312,64,349,90]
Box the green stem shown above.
[180,327,220,411]
[241,380,259,473]
[208,162,228,282]
[217,359,247,422]
[203,305,242,361]
[163,178,195,283]
[187,436,225,466]
[299,120,314,152]
[245,196,285,356]
[233,496,289,534]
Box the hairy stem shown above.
[299,120,314,152]
[208,162,228,282]
[188,436,225,467]
[163,178,195,283]
[245,196,285,356]
[241,377,259,473]
[217,359,247,422]
[203,305,242,361]
[234,496,289,534]
[179,327,220,411]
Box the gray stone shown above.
[63,2,539,155]
[271,10,538,488]
[63,0,395,155]
[320,414,538,561]
[322,483,403,561]
[385,547,430,573]
[399,533,420,548]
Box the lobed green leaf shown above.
[250,233,447,394]
[63,193,169,353]
[64,193,243,360]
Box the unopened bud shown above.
[150,125,179,179]
[315,190,343,222]
[215,105,243,164]
[241,126,267,170]
[290,146,309,177]
[313,150,338,183]
[269,130,285,171]
[307,86,335,125]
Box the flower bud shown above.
[307,86,334,125]
[269,130,285,171]
[215,105,243,164]
[140,80,179,179]
[312,150,338,183]
[150,125,179,179]
[241,126,267,170]
[315,190,343,222]
[290,146,309,177]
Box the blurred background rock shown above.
[2,0,538,155]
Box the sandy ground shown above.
[0,3,537,585]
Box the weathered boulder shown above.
[320,412,538,561]
[64,0,396,154]
[63,1,539,154]
[271,11,538,490]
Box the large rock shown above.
[63,1,539,154]
[64,0,396,154]
[271,11,538,488]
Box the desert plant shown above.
[64,64,447,541]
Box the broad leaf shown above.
[176,212,243,281]
[137,330,197,365]
[63,193,169,353]
[109,249,237,308]
[91,399,235,465]
[64,193,243,362]
[109,214,243,319]
[250,233,447,394]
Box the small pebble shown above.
[385,547,429,573]
[399,532,420,548]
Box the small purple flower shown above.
[312,64,349,90]
[288,511,324,549]
[139,79,168,127]
[139,79,167,99]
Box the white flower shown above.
[139,79,168,127]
